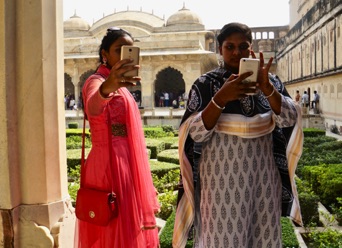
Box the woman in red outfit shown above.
[74,27,160,248]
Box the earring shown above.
[103,58,107,66]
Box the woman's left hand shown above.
[251,51,274,95]
[251,51,281,114]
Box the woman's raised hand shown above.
[251,51,274,94]
[100,59,142,96]
[213,71,256,107]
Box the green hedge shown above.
[66,128,90,138]
[68,122,79,129]
[146,138,165,159]
[301,164,342,207]
[281,217,300,248]
[66,135,91,149]
[159,211,194,248]
[66,148,90,172]
[306,228,342,248]
[154,137,179,149]
[157,149,179,164]
[296,177,320,226]
[297,136,342,176]
[303,128,326,137]
[144,127,167,138]
[150,160,180,178]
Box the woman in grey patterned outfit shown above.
[173,22,303,248]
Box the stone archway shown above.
[64,73,74,96]
[154,66,185,107]
[64,73,75,110]
[80,69,95,92]
[127,81,142,107]
[79,69,96,109]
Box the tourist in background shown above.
[312,90,320,113]
[301,90,309,108]
[159,91,164,107]
[173,22,303,248]
[301,90,309,114]
[76,27,159,248]
[164,91,169,107]
[295,90,301,104]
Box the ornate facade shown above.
[64,1,342,131]
[277,0,342,130]
[64,5,218,109]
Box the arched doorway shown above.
[79,69,96,109]
[154,67,185,107]
[64,73,74,110]
[80,70,95,92]
[127,81,142,108]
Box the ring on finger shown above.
[121,77,125,83]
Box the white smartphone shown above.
[120,45,140,77]
[239,58,260,83]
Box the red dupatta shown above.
[97,65,160,228]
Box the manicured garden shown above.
[66,126,342,247]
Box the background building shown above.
[64,5,218,109]
[277,0,342,130]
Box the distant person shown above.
[69,97,75,110]
[159,92,164,107]
[136,92,141,107]
[64,95,68,110]
[301,91,309,108]
[182,92,189,108]
[295,90,301,104]
[312,90,320,113]
[172,99,178,108]
[164,91,169,107]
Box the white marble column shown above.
[0,0,75,247]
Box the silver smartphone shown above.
[239,58,260,83]
[120,45,140,77]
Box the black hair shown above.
[82,28,133,119]
[98,28,133,64]
[217,22,252,46]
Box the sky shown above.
[63,0,290,30]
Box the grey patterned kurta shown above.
[181,67,298,248]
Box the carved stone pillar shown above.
[0,0,75,247]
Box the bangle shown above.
[265,87,275,99]
[99,86,112,99]
[211,97,225,110]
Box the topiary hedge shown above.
[303,128,326,137]
[301,164,342,208]
[66,148,90,172]
[66,128,90,138]
[157,149,179,164]
[145,138,165,159]
[159,211,194,248]
[281,217,300,247]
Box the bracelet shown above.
[265,87,275,99]
[211,97,225,110]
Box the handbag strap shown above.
[107,109,115,194]
[80,107,115,193]
[80,115,86,188]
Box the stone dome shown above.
[166,5,203,26]
[64,12,90,31]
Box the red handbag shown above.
[75,110,118,226]
[75,188,118,226]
